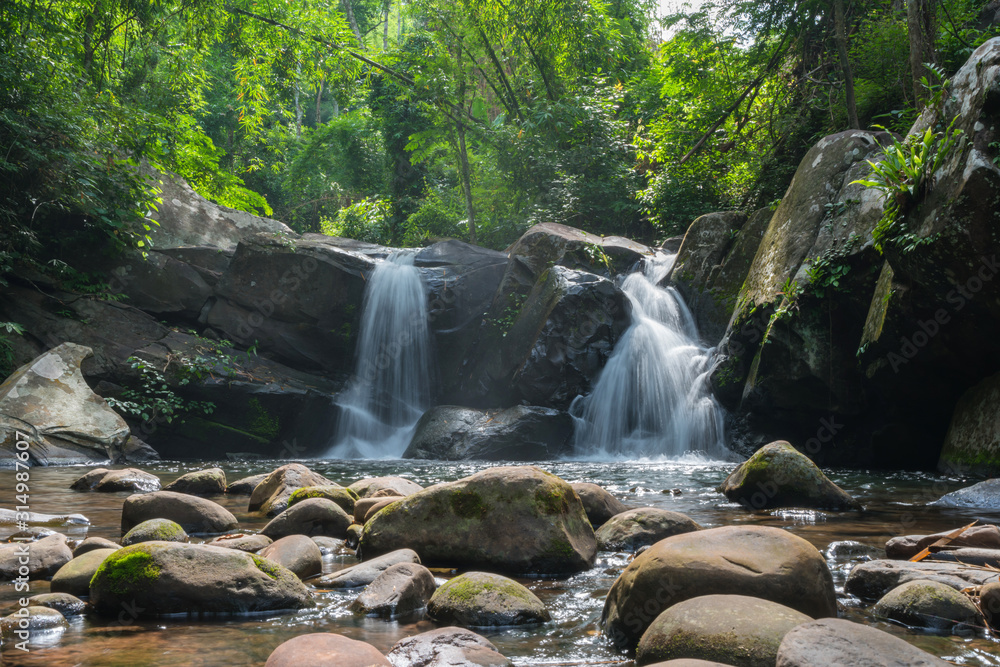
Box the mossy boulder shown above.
[89,541,311,616]
[603,525,836,651]
[776,618,952,666]
[571,482,630,527]
[24,593,86,617]
[71,467,161,493]
[358,466,597,575]
[121,490,239,535]
[313,549,421,589]
[249,463,333,516]
[163,467,227,496]
[258,535,323,580]
[348,476,423,499]
[428,572,550,627]
[845,559,1000,601]
[204,533,273,553]
[265,633,391,667]
[386,627,513,667]
[350,562,437,618]
[873,579,981,631]
[288,484,357,514]
[595,507,701,552]
[121,518,188,546]
[260,497,352,540]
[226,473,268,495]
[50,548,118,596]
[717,441,860,510]
[0,533,73,580]
[636,595,812,667]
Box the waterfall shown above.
[570,252,726,459]
[326,251,433,458]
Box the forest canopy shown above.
[1,0,997,277]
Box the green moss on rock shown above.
[92,547,161,595]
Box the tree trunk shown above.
[834,0,859,129]
[908,0,938,108]
[342,0,363,46]
[397,0,403,41]
[315,76,324,124]
[383,0,390,49]
[83,12,96,73]
[294,62,303,138]
[455,39,477,245]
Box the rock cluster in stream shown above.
[2,450,996,665]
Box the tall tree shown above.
[908,0,938,108]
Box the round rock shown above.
[0,533,73,580]
[386,627,512,667]
[249,464,333,516]
[227,473,269,495]
[25,593,86,617]
[350,562,437,618]
[981,580,1000,629]
[205,533,273,552]
[258,535,323,580]
[71,467,161,493]
[571,482,630,527]
[314,549,421,589]
[121,490,239,535]
[349,476,423,498]
[163,468,227,496]
[0,606,67,638]
[428,572,550,628]
[873,579,981,631]
[595,507,701,552]
[602,525,836,651]
[289,485,357,514]
[121,518,188,546]
[73,536,120,557]
[635,594,812,667]
[50,548,118,596]
[265,633,391,667]
[775,618,951,666]
[260,498,352,540]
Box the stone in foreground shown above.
[350,562,436,618]
[636,595,811,667]
[872,579,981,631]
[0,533,73,580]
[602,525,835,651]
[428,572,550,628]
[386,627,512,667]
[775,618,950,666]
[120,490,239,535]
[89,541,310,616]
[260,498,352,540]
[717,441,860,510]
[265,633,391,667]
[359,466,596,575]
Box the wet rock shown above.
[260,498,352,540]
[90,541,310,616]
[264,633,391,667]
[717,441,860,510]
[775,617,951,666]
[311,536,346,555]
[355,498,400,524]
[121,518,188,546]
[50,548,118,596]
[428,572,550,627]
[979,580,1000,628]
[0,533,73,580]
[571,482,630,527]
[824,540,884,561]
[25,593,86,617]
[121,490,239,535]
[227,473,268,495]
[359,466,596,575]
[163,468,227,496]
[595,507,701,552]
[845,559,1000,600]
[887,525,1000,559]
[349,476,423,499]
[0,343,131,466]
[258,535,323,580]
[0,509,88,527]
[205,533,273,552]
[345,524,363,549]
[72,537,120,557]
[313,549,421,589]
[288,484,357,514]
[635,594,812,667]
[92,468,162,493]
[602,525,836,651]
[0,606,67,638]
[403,405,573,461]
[350,562,437,618]
[873,579,981,631]
[386,627,512,667]
[644,661,735,667]
[249,463,334,516]
[931,479,1000,509]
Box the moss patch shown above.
[534,487,570,515]
[451,490,487,519]
[439,575,536,605]
[250,554,281,580]
[92,548,162,595]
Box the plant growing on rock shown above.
[105,357,215,425]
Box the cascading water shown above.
[571,252,726,459]
[326,251,433,459]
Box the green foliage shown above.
[321,197,394,245]
[106,357,215,425]
[0,321,24,380]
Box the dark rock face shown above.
[938,372,1000,475]
[403,405,573,460]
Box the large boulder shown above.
[258,535,323,580]
[120,490,239,535]
[937,371,1000,476]
[595,508,700,552]
[386,627,512,667]
[717,441,860,510]
[0,534,73,580]
[427,572,550,627]
[260,498,352,540]
[872,579,981,631]
[265,633,391,667]
[348,476,424,499]
[775,618,951,666]
[358,466,597,575]
[313,549,421,589]
[50,548,119,596]
[0,343,131,466]
[930,478,1000,509]
[250,464,334,516]
[403,405,573,460]
[163,468,227,496]
[845,559,1000,600]
[602,525,836,651]
[635,595,812,667]
[350,562,437,618]
[89,541,311,616]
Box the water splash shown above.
[571,252,727,459]
[326,251,433,458]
